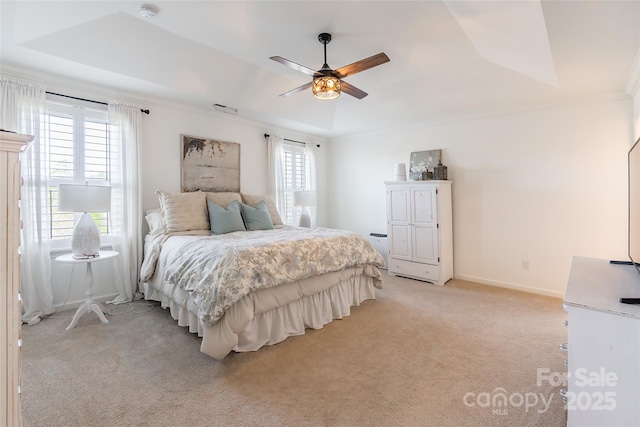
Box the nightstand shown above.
[55,250,119,330]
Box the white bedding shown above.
[140,228,384,359]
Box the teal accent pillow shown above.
[208,200,246,235]
[240,201,274,231]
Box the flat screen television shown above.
[620,136,640,304]
[630,136,640,272]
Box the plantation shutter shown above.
[282,142,307,224]
[45,102,110,245]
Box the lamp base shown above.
[71,213,101,259]
[298,207,311,228]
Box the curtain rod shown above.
[46,91,150,115]
[263,133,320,148]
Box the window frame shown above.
[44,99,112,250]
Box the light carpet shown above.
[21,272,568,427]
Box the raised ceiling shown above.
[1,1,639,138]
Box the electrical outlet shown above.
[522,260,530,270]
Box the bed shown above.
[139,190,385,359]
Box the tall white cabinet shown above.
[1,131,33,427]
[385,180,453,286]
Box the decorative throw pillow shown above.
[206,192,243,208]
[208,200,246,235]
[240,201,274,231]
[155,190,209,233]
[241,194,284,226]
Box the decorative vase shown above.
[394,163,407,181]
[433,160,448,180]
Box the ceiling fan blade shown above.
[334,53,390,78]
[340,81,368,99]
[279,81,313,97]
[270,56,318,76]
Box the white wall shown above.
[327,100,633,297]
[2,66,327,309]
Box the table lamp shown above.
[58,183,111,259]
[293,190,316,228]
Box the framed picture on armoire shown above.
[409,149,441,180]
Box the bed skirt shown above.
[140,267,377,359]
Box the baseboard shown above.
[54,293,120,312]
[453,273,564,299]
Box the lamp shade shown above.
[293,190,316,207]
[58,184,111,213]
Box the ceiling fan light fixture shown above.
[272,32,388,100]
[312,76,341,100]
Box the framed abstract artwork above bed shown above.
[181,134,241,192]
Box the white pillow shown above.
[145,208,166,236]
[241,194,284,226]
[155,190,209,233]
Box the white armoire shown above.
[1,131,33,427]
[385,180,453,286]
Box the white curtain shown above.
[267,134,286,217]
[304,142,318,226]
[107,103,143,303]
[0,78,54,324]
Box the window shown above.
[282,142,307,224]
[44,100,111,248]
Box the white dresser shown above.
[1,131,33,427]
[564,256,640,426]
[384,180,453,286]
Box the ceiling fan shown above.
[270,33,390,100]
